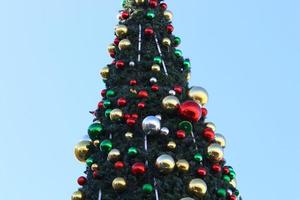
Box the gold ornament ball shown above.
[112,177,127,192]
[205,122,216,132]
[100,66,109,80]
[167,141,177,150]
[91,163,99,171]
[110,108,123,121]
[176,159,190,172]
[115,25,128,37]
[162,38,171,47]
[125,132,134,139]
[107,43,115,53]
[71,191,84,200]
[155,154,175,174]
[188,178,207,198]
[118,39,131,50]
[162,95,180,110]
[186,72,191,80]
[93,140,100,147]
[135,0,145,4]
[108,149,121,161]
[151,64,161,72]
[230,178,237,188]
[188,86,209,106]
[164,10,173,21]
[215,133,226,148]
[74,141,90,163]
[207,143,224,162]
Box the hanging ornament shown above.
[116,60,125,69]
[130,79,137,86]
[117,97,127,107]
[188,86,209,106]
[217,188,227,198]
[151,84,159,92]
[86,158,94,167]
[121,11,129,20]
[203,127,215,141]
[138,102,146,109]
[105,109,112,118]
[143,184,153,193]
[176,130,186,139]
[194,153,203,162]
[115,25,128,37]
[205,122,216,132]
[153,56,162,64]
[88,122,103,140]
[150,77,158,84]
[93,140,100,147]
[77,176,87,186]
[128,147,138,156]
[107,149,121,161]
[71,191,84,200]
[118,39,131,50]
[186,72,191,80]
[162,95,180,110]
[166,24,174,33]
[167,141,177,150]
[169,90,176,96]
[176,159,190,172]
[103,100,111,108]
[114,37,120,45]
[188,179,207,198]
[162,38,171,47]
[100,67,109,80]
[174,37,181,47]
[126,118,136,126]
[100,140,113,152]
[202,107,208,117]
[197,167,207,177]
[110,108,123,121]
[160,127,170,136]
[144,27,154,37]
[131,162,146,175]
[174,85,183,94]
[155,154,175,174]
[151,64,161,72]
[142,116,161,134]
[91,163,99,171]
[179,101,202,122]
[114,161,125,169]
[178,121,193,134]
[106,89,116,97]
[74,141,90,163]
[175,49,183,57]
[149,0,158,8]
[146,10,155,20]
[155,114,162,120]
[160,2,168,10]
[101,89,107,97]
[215,133,226,148]
[183,59,191,69]
[207,143,224,162]
[137,90,149,98]
[212,163,222,173]
[230,178,238,188]
[112,177,127,192]
[164,10,173,21]
[135,0,145,5]
[125,132,134,139]
[107,43,115,53]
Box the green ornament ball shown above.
[146,10,155,19]
[106,89,116,97]
[103,100,111,108]
[86,157,94,167]
[174,37,181,46]
[183,59,191,69]
[153,56,162,64]
[223,175,231,182]
[100,140,113,152]
[143,184,153,193]
[88,123,103,140]
[128,147,138,156]
[105,109,112,118]
[178,121,193,133]
[194,153,203,162]
[175,49,183,57]
[217,188,227,197]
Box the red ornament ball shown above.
[197,168,207,177]
[229,195,237,200]
[138,102,146,109]
[179,101,202,122]
[121,11,129,20]
[124,114,131,120]
[77,176,87,186]
[98,101,104,108]
[126,118,136,126]
[160,2,168,10]
[110,52,115,58]
[116,60,125,69]
[131,113,139,120]
[145,27,154,36]
[151,85,159,92]
[201,107,208,117]
[131,162,146,175]
[174,85,183,94]
[114,161,125,169]
[176,130,186,139]
[93,171,100,179]
[203,127,215,141]
[138,90,149,98]
[223,166,230,174]
[114,37,120,45]
[101,89,106,97]
[130,79,137,86]
[149,0,158,8]
[212,163,222,173]
[117,97,127,107]
[166,24,174,33]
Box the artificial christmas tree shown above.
[72,0,241,199]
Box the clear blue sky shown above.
[0,0,299,199]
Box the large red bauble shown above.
[117,97,127,106]
[121,11,129,20]
[203,127,215,141]
[116,60,125,69]
[131,162,146,175]
[179,101,202,122]
[166,24,174,33]
[77,176,87,186]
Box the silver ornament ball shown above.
[169,90,176,96]
[160,127,170,136]
[150,77,158,84]
[129,61,135,67]
[142,116,161,135]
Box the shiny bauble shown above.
[155,114,162,120]
[110,108,123,121]
[112,177,127,192]
[114,161,125,169]
[179,101,202,122]
[142,116,161,134]
[162,37,171,46]
[107,43,115,53]
[164,10,173,21]
[88,122,103,140]
[150,77,158,84]
[188,86,209,106]
[118,39,131,50]
[129,61,135,67]
[107,149,121,161]
[188,179,207,198]
[162,95,180,110]
[91,163,99,171]
[176,159,190,172]
[215,133,226,148]
[207,143,224,162]
[169,90,176,96]
[155,154,175,174]
[100,66,109,80]
[74,141,90,163]
[135,0,145,5]
[117,97,127,107]
[143,184,154,193]
[100,140,113,152]
[71,191,84,200]
[77,176,87,186]
[166,24,174,33]
[180,198,195,200]
[230,178,237,188]
[205,122,216,132]
[151,64,161,72]
[131,162,146,175]
[160,127,170,136]
[167,141,177,150]
[186,72,191,80]
[144,27,154,36]
[115,25,128,37]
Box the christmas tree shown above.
[72,0,241,200]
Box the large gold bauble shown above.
[188,86,209,106]
[112,177,127,192]
[205,122,216,132]
[110,108,123,121]
[162,95,180,110]
[74,141,90,163]
[71,191,84,200]
[162,38,171,47]
[135,0,145,4]
[151,64,161,72]
[164,10,173,21]
[155,154,175,173]
[176,159,190,172]
[100,66,109,80]
[215,133,226,148]
[230,178,237,188]
[107,43,115,53]
[108,149,121,161]
[118,39,131,50]
[188,178,207,198]
[207,143,224,162]
[180,198,195,200]
[115,25,128,37]
[167,141,177,150]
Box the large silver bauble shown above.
[142,116,161,135]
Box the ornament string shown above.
[190,131,198,150]
[154,178,160,200]
[154,35,168,76]
[98,190,102,200]
[138,24,142,62]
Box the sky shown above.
[0,0,299,199]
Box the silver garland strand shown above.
[154,178,160,200]
[154,35,168,76]
[138,24,142,62]
[98,190,102,200]
[190,131,198,150]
